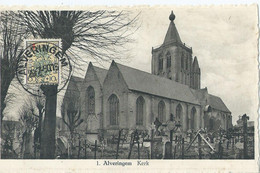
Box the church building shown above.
[62,11,232,138]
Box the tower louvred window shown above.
[158,54,163,72]
[166,52,171,68]
[181,53,184,69]
[186,56,188,70]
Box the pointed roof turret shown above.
[192,56,200,72]
[163,11,182,44]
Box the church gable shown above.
[102,61,130,129]
[82,63,108,132]
[103,61,129,93]
[84,62,107,87]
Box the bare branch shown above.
[17,10,140,65]
[0,11,30,121]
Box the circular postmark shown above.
[16,40,72,97]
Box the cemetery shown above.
[51,114,254,159]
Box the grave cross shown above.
[91,140,98,159]
[75,139,100,159]
[115,129,123,159]
[128,129,140,159]
[143,129,163,159]
[154,118,162,136]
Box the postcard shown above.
[0,5,258,172]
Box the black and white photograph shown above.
[0,4,258,172]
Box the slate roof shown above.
[65,76,84,95]
[70,75,84,90]
[115,62,199,105]
[163,20,182,44]
[191,88,231,113]
[207,94,231,113]
[71,75,84,83]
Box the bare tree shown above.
[1,121,17,158]
[61,95,83,158]
[2,10,139,159]
[17,11,139,65]
[27,96,45,158]
[18,102,38,158]
[0,11,29,122]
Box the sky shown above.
[3,5,259,125]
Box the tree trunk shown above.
[40,85,57,159]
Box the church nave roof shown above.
[113,61,199,105]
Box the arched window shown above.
[191,107,196,130]
[158,54,163,72]
[87,86,95,114]
[136,96,145,125]
[176,104,183,125]
[166,52,171,68]
[158,101,166,122]
[109,94,119,125]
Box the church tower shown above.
[151,11,201,90]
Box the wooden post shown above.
[84,140,87,159]
[198,134,202,159]
[116,130,122,159]
[181,137,184,159]
[68,145,70,159]
[94,140,97,159]
[151,129,154,159]
[190,133,193,143]
[242,114,249,159]
[173,135,177,159]
[170,130,173,143]
[232,137,234,152]
[218,141,222,159]
[128,143,133,159]
[128,132,134,159]
[173,145,177,159]
[137,141,140,159]
[77,140,81,159]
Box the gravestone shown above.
[152,137,163,159]
[164,142,172,159]
[87,114,100,132]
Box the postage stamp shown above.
[24,40,61,85]
[0,4,259,173]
